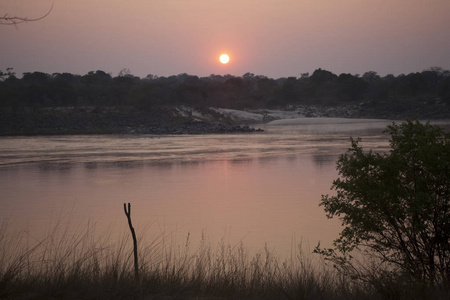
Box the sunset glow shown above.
[219,54,230,64]
[1,1,450,77]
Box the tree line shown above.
[1,67,449,111]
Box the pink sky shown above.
[1,0,450,78]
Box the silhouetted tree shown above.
[0,68,16,81]
[310,68,337,83]
[336,73,367,102]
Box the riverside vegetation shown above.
[1,67,450,135]
[316,120,450,298]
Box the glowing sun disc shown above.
[219,54,230,64]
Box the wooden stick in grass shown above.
[124,203,139,280]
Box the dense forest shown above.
[1,67,449,111]
[1,67,450,135]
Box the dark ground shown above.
[0,106,262,136]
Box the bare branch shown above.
[0,3,53,26]
[124,203,139,280]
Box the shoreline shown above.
[1,104,449,136]
[0,106,264,136]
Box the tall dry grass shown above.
[0,219,447,299]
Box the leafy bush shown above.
[316,120,450,288]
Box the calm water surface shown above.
[2,118,442,257]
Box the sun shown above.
[219,54,230,64]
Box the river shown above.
[1,118,445,257]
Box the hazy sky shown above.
[2,0,450,78]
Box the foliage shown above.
[316,120,450,288]
[1,68,449,116]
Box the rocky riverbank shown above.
[0,106,263,136]
[2,101,449,136]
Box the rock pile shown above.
[0,107,263,136]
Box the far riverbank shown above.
[1,102,449,136]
